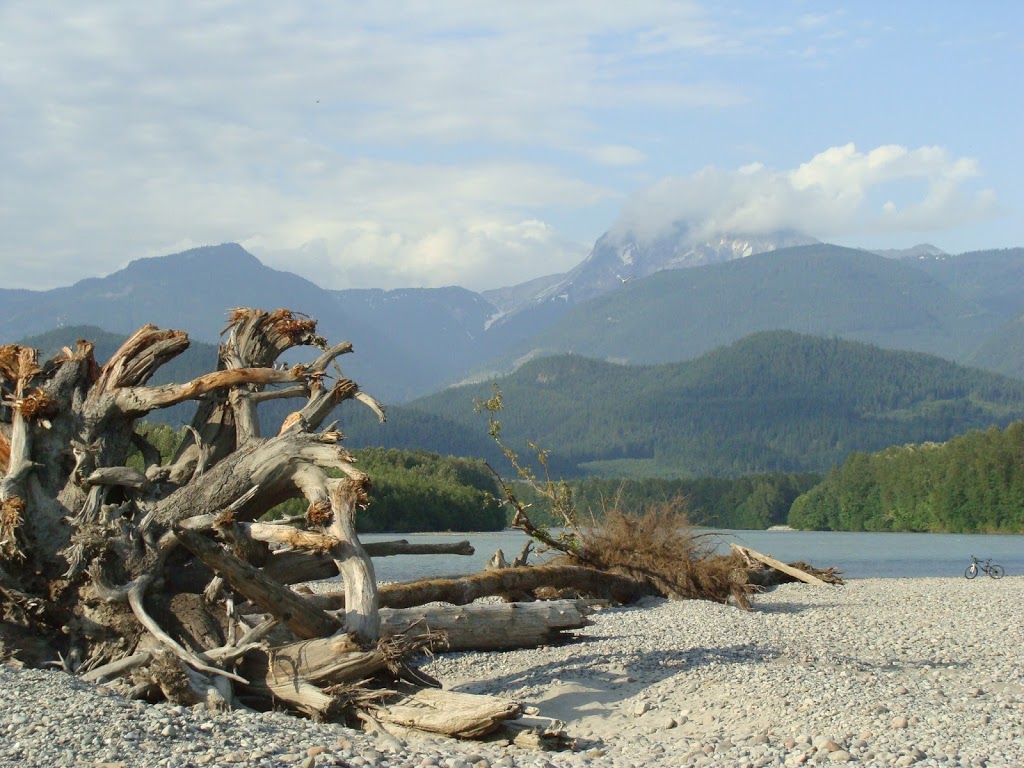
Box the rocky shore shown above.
[2,577,1022,767]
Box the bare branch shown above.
[113,366,310,416]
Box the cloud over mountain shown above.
[614,144,999,243]
[0,3,1018,292]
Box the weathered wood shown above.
[244,522,340,552]
[376,564,653,608]
[81,651,154,683]
[239,634,387,697]
[0,310,408,716]
[264,539,476,585]
[82,466,151,490]
[367,539,475,558]
[377,600,597,651]
[729,544,828,586]
[319,477,379,643]
[239,527,477,559]
[242,673,341,720]
[174,526,342,640]
[372,688,521,739]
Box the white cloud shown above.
[0,0,739,290]
[589,144,648,166]
[615,143,999,242]
[0,2,1015,295]
[246,219,588,292]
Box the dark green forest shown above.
[789,422,1024,533]
[350,447,505,532]
[340,331,1024,478]
[131,424,821,532]
[518,473,822,531]
[58,326,1024,534]
[498,244,994,369]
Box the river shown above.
[360,528,1024,583]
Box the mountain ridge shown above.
[4,238,1024,404]
[464,243,1005,383]
[337,330,1024,478]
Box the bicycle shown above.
[964,555,1005,579]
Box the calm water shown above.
[361,528,1024,583]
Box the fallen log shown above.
[377,599,601,651]
[263,539,476,585]
[729,543,830,586]
[377,564,653,609]
[372,688,521,739]
[368,539,476,557]
[238,633,389,718]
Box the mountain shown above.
[485,226,818,327]
[339,331,1024,478]
[6,240,1024,407]
[468,243,1005,380]
[0,244,505,403]
[870,243,948,259]
[911,247,1024,320]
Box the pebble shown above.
[2,577,1023,767]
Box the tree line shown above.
[136,407,1024,536]
[788,422,1024,533]
[338,331,1024,478]
[515,473,822,530]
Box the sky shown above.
[1,1,1021,293]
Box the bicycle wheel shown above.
[965,564,978,579]
[989,564,1005,579]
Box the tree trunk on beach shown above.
[0,308,839,744]
[0,309,596,741]
[0,310,413,716]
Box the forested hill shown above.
[340,330,1024,478]
[789,422,1024,533]
[475,244,994,377]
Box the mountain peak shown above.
[560,226,820,304]
[869,243,948,260]
[483,224,820,326]
[122,243,263,277]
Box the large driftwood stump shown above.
[0,306,838,745]
[0,309,392,715]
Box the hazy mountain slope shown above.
[341,331,1024,478]
[966,316,1024,380]
[7,241,1024,407]
[911,248,1024,320]
[0,245,494,403]
[328,286,496,383]
[870,243,947,259]
[484,244,995,371]
[480,272,567,314]
[2,245,343,340]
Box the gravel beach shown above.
[2,576,1022,767]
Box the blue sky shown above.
[1,1,1020,292]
